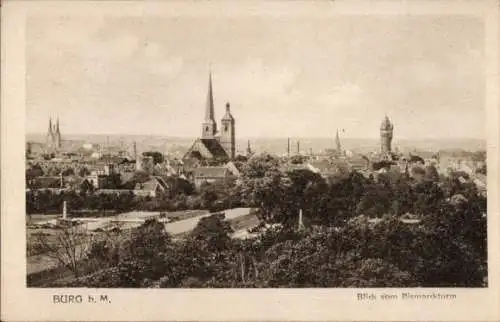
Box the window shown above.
[224,125,228,131]
[205,126,209,132]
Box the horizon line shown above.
[25,132,487,142]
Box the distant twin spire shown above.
[46,116,62,149]
[47,116,61,134]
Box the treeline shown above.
[26,175,239,215]
[237,154,485,227]
[48,203,486,288]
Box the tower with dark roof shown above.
[202,71,217,139]
[380,115,394,154]
[220,102,235,159]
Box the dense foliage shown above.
[28,153,487,287]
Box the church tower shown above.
[220,102,235,159]
[202,71,217,139]
[335,129,342,156]
[54,117,62,149]
[46,117,54,149]
[380,115,394,154]
[46,116,62,150]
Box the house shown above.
[306,159,350,178]
[192,166,231,188]
[347,155,370,171]
[97,189,133,195]
[133,176,170,198]
[86,164,119,189]
[280,163,308,173]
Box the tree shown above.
[115,219,175,286]
[33,223,95,278]
[476,164,486,175]
[62,168,75,176]
[105,173,123,189]
[79,167,90,177]
[340,258,416,287]
[234,155,248,162]
[372,160,395,171]
[80,179,94,194]
[424,165,439,182]
[26,163,44,178]
[356,183,392,218]
[199,183,219,210]
[241,153,280,179]
[290,155,307,164]
[190,213,234,252]
[142,151,164,165]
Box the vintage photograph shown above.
[24,10,488,289]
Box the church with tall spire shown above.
[202,71,217,139]
[46,117,62,150]
[184,70,236,165]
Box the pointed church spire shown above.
[48,117,53,134]
[56,117,60,133]
[205,69,215,122]
[335,129,342,154]
[246,140,252,156]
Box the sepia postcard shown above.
[1,0,499,321]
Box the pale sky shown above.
[26,14,485,139]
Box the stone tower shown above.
[202,71,217,139]
[220,102,235,159]
[380,115,394,154]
